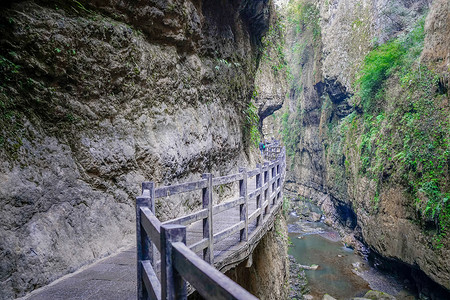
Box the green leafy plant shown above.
[356,40,404,111]
[244,101,260,147]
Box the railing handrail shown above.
[136,145,286,300]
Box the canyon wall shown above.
[225,216,289,300]
[272,0,449,297]
[0,0,273,298]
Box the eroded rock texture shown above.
[0,0,273,298]
[270,0,450,296]
[225,216,289,300]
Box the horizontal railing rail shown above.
[136,145,286,300]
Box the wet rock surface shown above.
[289,255,309,299]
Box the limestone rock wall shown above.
[269,0,450,296]
[253,15,288,139]
[0,0,273,298]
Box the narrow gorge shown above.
[0,0,449,299]
[261,0,449,299]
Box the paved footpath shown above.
[21,248,136,300]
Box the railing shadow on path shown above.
[136,144,286,300]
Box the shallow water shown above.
[289,233,370,298]
[288,200,416,299]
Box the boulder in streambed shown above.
[308,212,322,222]
[298,264,319,270]
[363,290,396,300]
[322,294,337,300]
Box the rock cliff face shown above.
[0,0,273,298]
[225,216,289,300]
[253,16,288,137]
[272,0,450,297]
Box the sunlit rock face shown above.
[0,0,273,297]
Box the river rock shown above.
[299,263,319,270]
[322,294,337,300]
[309,212,322,222]
[342,233,367,255]
[363,290,397,300]
[288,255,309,298]
[324,217,334,227]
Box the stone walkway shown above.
[21,248,136,300]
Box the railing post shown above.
[275,162,279,205]
[202,173,214,263]
[263,162,269,216]
[239,167,248,242]
[143,182,156,265]
[136,182,154,300]
[271,165,276,206]
[161,224,187,300]
[256,164,262,226]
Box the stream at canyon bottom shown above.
[288,199,417,299]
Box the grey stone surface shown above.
[0,0,273,298]
[20,248,136,300]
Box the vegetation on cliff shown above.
[353,16,449,247]
[266,0,450,294]
[244,101,261,147]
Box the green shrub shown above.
[244,101,260,147]
[354,15,450,245]
[356,40,405,111]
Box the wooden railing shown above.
[136,145,286,300]
[264,140,283,162]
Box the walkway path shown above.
[21,248,137,300]
[22,151,284,299]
